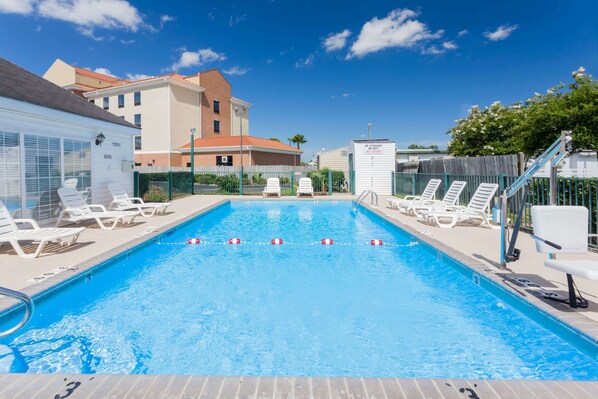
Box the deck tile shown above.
[236,376,259,399]
[414,379,442,398]
[310,377,331,399]
[344,377,366,398]
[143,375,175,398]
[180,376,207,399]
[458,380,500,399]
[378,378,405,399]
[361,378,387,399]
[124,375,157,397]
[0,374,29,398]
[293,376,312,399]
[572,381,598,398]
[522,380,559,399]
[554,381,597,399]
[53,374,111,398]
[505,381,540,399]
[255,376,275,399]
[273,376,294,399]
[12,373,56,398]
[199,376,225,398]
[395,379,423,398]
[106,375,143,398]
[328,377,349,399]
[156,375,190,399]
[485,380,522,399]
[430,380,462,399]
[220,376,242,398]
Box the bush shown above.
[216,174,240,193]
[280,176,290,185]
[144,187,168,202]
[195,174,218,184]
[251,173,267,185]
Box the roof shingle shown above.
[181,136,302,152]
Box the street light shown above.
[190,128,196,194]
[234,106,247,194]
[368,123,372,140]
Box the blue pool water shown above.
[1,200,598,378]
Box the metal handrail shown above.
[355,190,379,206]
[0,286,34,338]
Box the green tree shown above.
[289,134,307,149]
[269,137,281,142]
[408,144,439,150]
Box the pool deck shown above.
[2,194,598,398]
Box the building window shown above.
[0,131,21,216]
[134,136,142,151]
[134,114,141,127]
[63,138,91,205]
[24,134,62,220]
[134,91,141,106]
[216,155,233,166]
[103,97,109,109]
[214,99,220,113]
[214,119,220,133]
[118,94,124,108]
[341,151,348,157]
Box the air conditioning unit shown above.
[221,156,229,163]
[121,160,135,172]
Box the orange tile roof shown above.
[74,67,121,82]
[181,136,302,152]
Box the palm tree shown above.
[289,134,307,150]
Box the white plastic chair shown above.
[418,183,499,228]
[262,178,281,197]
[404,180,467,216]
[56,187,140,230]
[531,205,598,308]
[297,178,314,197]
[63,178,91,203]
[108,183,171,217]
[0,200,84,259]
[388,179,442,210]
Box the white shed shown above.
[348,139,396,195]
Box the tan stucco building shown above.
[43,59,252,167]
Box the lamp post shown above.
[190,128,196,194]
[368,123,372,140]
[235,106,247,195]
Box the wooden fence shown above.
[135,165,317,174]
[403,153,524,176]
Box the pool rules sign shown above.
[364,144,383,154]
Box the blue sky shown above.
[0,0,596,160]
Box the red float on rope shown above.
[370,239,383,246]
[228,238,241,244]
[321,238,334,245]
[271,238,284,245]
[187,238,201,244]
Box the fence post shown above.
[391,172,395,195]
[190,171,194,195]
[291,172,295,196]
[499,174,506,193]
[444,173,449,193]
[133,171,139,197]
[328,171,332,195]
[168,171,173,201]
[239,171,243,195]
[411,174,416,196]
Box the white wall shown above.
[0,97,137,220]
[318,147,348,173]
[231,106,249,136]
[349,141,395,195]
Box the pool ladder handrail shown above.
[0,286,34,338]
[355,190,378,207]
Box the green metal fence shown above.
[134,170,348,200]
[392,172,598,248]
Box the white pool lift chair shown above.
[418,183,499,229]
[57,187,140,230]
[108,183,171,217]
[388,179,442,210]
[405,180,467,216]
[531,205,598,308]
[0,200,84,259]
[297,178,314,197]
[262,178,281,197]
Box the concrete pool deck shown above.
[2,194,598,398]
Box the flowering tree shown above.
[448,68,598,157]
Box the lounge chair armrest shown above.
[13,218,41,230]
[403,195,421,201]
[589,234,598,238]
[88,204,108,212]
[128,197,145,204]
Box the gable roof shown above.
[73,66,122,83]
[0,58,137,129]
[181,136,302,153]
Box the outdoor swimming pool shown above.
[1,200,598,379]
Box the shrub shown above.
[280,176,290,185]
[195,174,218,184]
[216,174,240,193]
[144,187,168,202]
[251,173,267,185]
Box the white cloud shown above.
[421,46,444,55]
[171,48,226,71]
[228,14,246,27]
[207,10,215,20]
[442,40,457,50]
[266,59,274,64]
[347,8,444,59]
[322,29,351,52]
[77,26,105,41]
[223,66,250,76]
[93,67,116,77]
[295,53,315,68]
[126,73,152,80]
[457,29,468,37]
[159,14,174,28]
[37,0,144,31]
[120,38,135,45]
[484,24,518,41]
[0,0,35,14]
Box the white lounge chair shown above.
[297,178,314,197]
[262,178,281,197]
[56,187,140,230]
[108,183,171,217]
[0,200,84,259]
[388,179,442,210]
[406,181,467,216]
[63,178,91,203]
[531,205,598,308]
[418,183,499,228]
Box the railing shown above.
[356,190,378,206]
[392,172,598,250]
[134,170,349,200]
[0,286,34,338]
